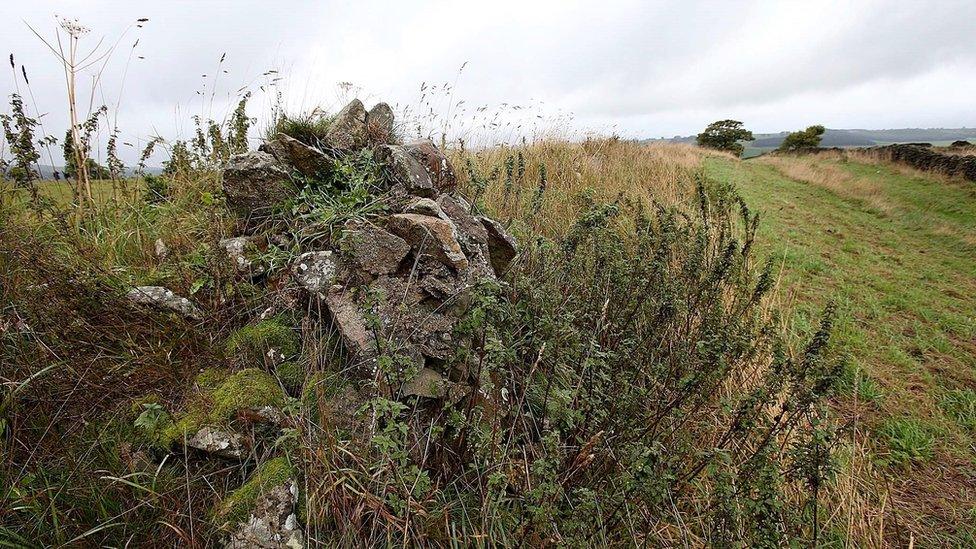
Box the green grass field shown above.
[707,154,976,542]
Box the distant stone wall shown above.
[873,144,976,181]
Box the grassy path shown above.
[706,154,976,543]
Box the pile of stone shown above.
[214,99,515,547]
[222,99,516,398]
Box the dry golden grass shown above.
[756,153,894,214]
[453,139,724,237]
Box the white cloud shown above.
[2,0,974,164]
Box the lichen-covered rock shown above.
[323,99,367,153]
[187,426,247,459]
[436,194,496,279]
[127,286,201,320]
[220,236,266,277]
[387,213,468,272]
[222,151,295,221]
[291,251,340,295]
[478,216,518,274]
[259,133,334,179]
[436,195,488,247]
[366,102,395,143]
[219,457,304,548]
[404,197,444,217]
[342,222,410,276]
[376,144,435,197]
[404,139,457,193]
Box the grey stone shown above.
[187,426,246,459]
[259,134,334,179]
[366,102,395,143]
[222,151,295,222]
[291,251,339,295]
[478,216,518,274]
[436,195,488,246]
[127,286,202,320]
[226,480,305,548]
[342,222,410,276]
[376,144,434,197]
[404,139,457,193]
[387,213,468,272]
[323,99,367,153]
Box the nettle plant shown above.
[451,183,842,545]
[300,177,841,546]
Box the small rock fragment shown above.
[127,286,202,320]
[154,238,168,260]
[220,236,266,277]
[187,426,246,459]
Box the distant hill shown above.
[652,128,976,158]
[27,165,164,179]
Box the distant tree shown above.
[778,125,826,152]
[696,119,754,156]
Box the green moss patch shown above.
[216,456,295,527]
[160,368,286,447]
[274,361,305,393]
[225,317,299,367]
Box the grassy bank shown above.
[709,153,976,545]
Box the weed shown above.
[877,417,937,467]
[940,389,976,432]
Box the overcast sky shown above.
[2,0,975,163]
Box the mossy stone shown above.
[225,317,299,366]
[160,368,286,447]
[216,456,295,527]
